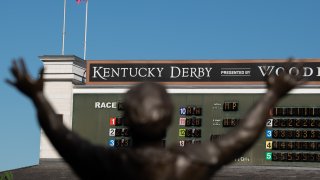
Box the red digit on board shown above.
[109,117,116,126]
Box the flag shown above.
[76,0,87,4]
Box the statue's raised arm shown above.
[6,58,67,134]
[6,59,119,180]
[6,59,44,99]
[182,59,305,172]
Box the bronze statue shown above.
[7,58,304,180]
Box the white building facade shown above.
[40,55,86,158]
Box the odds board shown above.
[73,59,320,167]
[72,91,320,167]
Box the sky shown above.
[1,0,320,171]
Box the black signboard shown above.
[86,59,320,85]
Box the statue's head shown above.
[123,82,173,141]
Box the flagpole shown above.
[83,0,88,60]
[62,0,67,55]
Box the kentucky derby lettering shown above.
[92,67,165,80]
[170,66,212,79]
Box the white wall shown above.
[39,55,86,158]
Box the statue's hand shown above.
[6,58,44,98]
[267,58,304,98]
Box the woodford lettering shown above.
[258,66,320,77]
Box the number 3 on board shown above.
[108,139,115,147]
[265,130,272,138]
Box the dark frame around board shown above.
[86,59,320,85]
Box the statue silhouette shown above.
[7,58,304,180]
